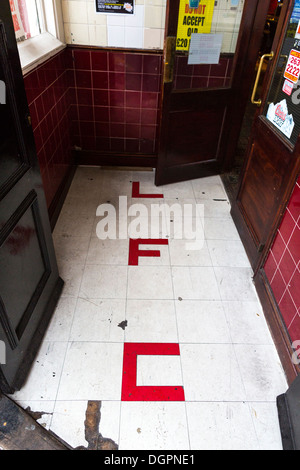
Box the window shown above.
[10,0,42,41]
[10,0,65,73]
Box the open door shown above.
[231,0,300,272]
[155,0,271,186]
[0,1,63,394]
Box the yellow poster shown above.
[176,0,215,51]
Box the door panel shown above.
[0,0,63,394]
[166,89,229,168]
[155,0,270,185]
[231,0,300,272]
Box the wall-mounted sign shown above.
[176,0,215,51]
[95,1,134,14]
[266,99,295,139]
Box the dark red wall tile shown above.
[93,89,109,106]
[94,106,109,121]
[75,70,92,88]
[126,53,143,73]
[109,52,125,72]
[91,50,108,71]
[143,55,161,75]
[110,90,125,107]
[73,49,91,70]
[125,91,141,108]
[92,71,109,89]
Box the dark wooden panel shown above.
[233,116,298,270]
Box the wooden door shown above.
[0,1,63,394]
[231,0,300,272]
[155,0,270,186]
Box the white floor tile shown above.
[169,238,211,266]
[127,266,173,299]
[222,300,274,344]
[44,296,77,341]
[172,266,221,300]
[186,402,259,450]
[192,181,227,200]
[203,217,240,240]
[53,236,90,265]
[214,266,258,301]
[58,263,85,297]
[10,342,68,401]
[54,213,95,238]
[50,400,121,450]
[136,355,183,386]
[249,402,283,450]
[125,299,178,343]
[175,300,231,343]
[180,344,246,401]
[70,298,126,342]
[160,181,195,199]
[207,239,251,268]
[57,342,124,400]
[51,400,88,449]
[119,402,190,450]
[80,265,128,298]
[234,344,288,401]
[196,199,231,218]
[86,238,129,265]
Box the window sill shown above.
[18,32,66,75]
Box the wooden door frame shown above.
[231,0,300,384]
[156,0,271,186]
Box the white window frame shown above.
[18,0,66,75]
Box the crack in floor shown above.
[76,401,118,450]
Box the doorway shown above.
[222,0,285,204]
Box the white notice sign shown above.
[188,33,223,65]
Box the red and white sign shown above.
[9,0,25,40]
[282,79,294,96]
[284,49,300,83]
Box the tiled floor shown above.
[11,167,288,450]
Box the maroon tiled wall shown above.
[24,48,74,209]
[173,54,233,89]
[23,47,234,209]
[264,177,300,343]
[69,48,163,155]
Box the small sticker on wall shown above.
[266,99,295,139]
[95,0,134,14]
[282,79,294,96]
